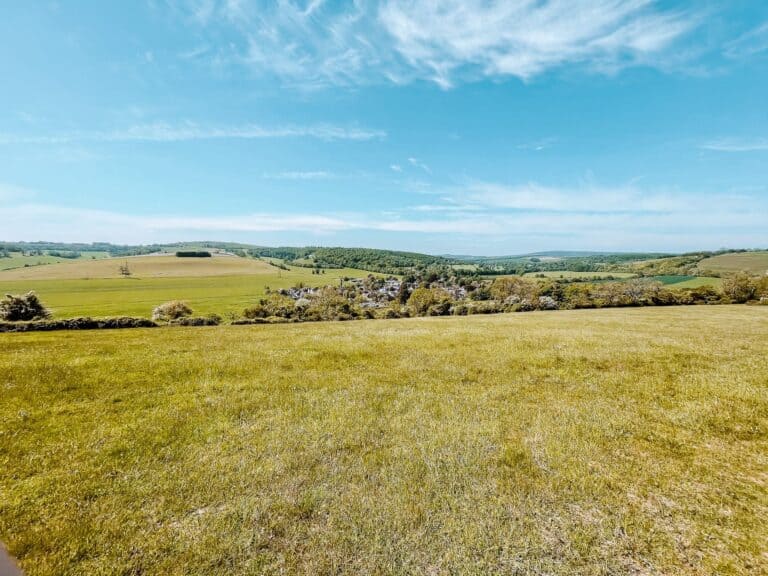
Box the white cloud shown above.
[390,164,402,172]
[379,0,694,86]
[461,181,695,213]
[0,122,386,145]
[176,0,697,88]
[2,180,765,251]
[700,138,768,152]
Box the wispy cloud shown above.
[0,122,386,145]
[3,180,765,251]
[517,138,558,152]
[700,137,768,152]
[724,22,768,59]
[175,0,698,89]
[407,157,431,174]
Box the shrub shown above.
[407,287,450,316]
[0,292,50,321]
[170,315,221,326]
[722,273,757,303]
[0,317,156,332]
[152,301,193,322]
[243,293,296,320]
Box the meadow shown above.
[0,256,375,318]
[0,251,111,272]
[697,251,768,275]
[1,306,766,575]
[522,271,637,280]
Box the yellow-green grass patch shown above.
[522,271,637,280]
[1,306,766,575]
[0,252,111,272]
[697,251,768,275]
[0,266,376,318]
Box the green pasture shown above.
[0,251,111,271]
[0,267,372,318]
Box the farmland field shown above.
[697,251,768,275]
[1,306,766,575]
[522,271,637,280]
[0,256,377,318]
[0,251,111,272]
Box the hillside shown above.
[0,254,276,280]
[248,246,452,273]
[696,251,768,275]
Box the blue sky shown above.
[1,1,767,255]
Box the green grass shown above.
[0,267,373,318]
[1,306,766,575]
[0,251,111,271]
[0,255,378,318]
[522,271,637,280]
[663,276,723,289]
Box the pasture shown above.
[522,271,637,280]
[0,251,110,272]
[1,306,766,575]
[0,256,375,318]
[697,251,768,275]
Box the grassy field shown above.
[697,251,768,275]
[522,271,637,280]
[0,256,375,318]
[656,276,723,289]
[0,251,111,272]
[1,306,766,575]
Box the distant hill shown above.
[3,241,766,277]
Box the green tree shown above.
[722,273,757,303]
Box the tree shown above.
[407,287,449,315]
[722,273,756,303]
[0,292,51,321]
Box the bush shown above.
[243,293,296,320]
[0,317,156,332]
[722,273,757,303]
[152,301,193,322]
[231,318,268,325]
[0,292,50,321]
[169,315,221,326]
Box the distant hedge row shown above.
[0,317,157,332]
[175,251,212,258]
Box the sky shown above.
[1,1,767,255]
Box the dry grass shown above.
[697,252,768,275]
[0,255,277,280]
[1,306,766,575]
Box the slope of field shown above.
[0,254,278,280]
[0,251,111,271]
[1,306,766,575]
[0,264,372,318]
[522,271,637,280]
[697,251,768,275]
